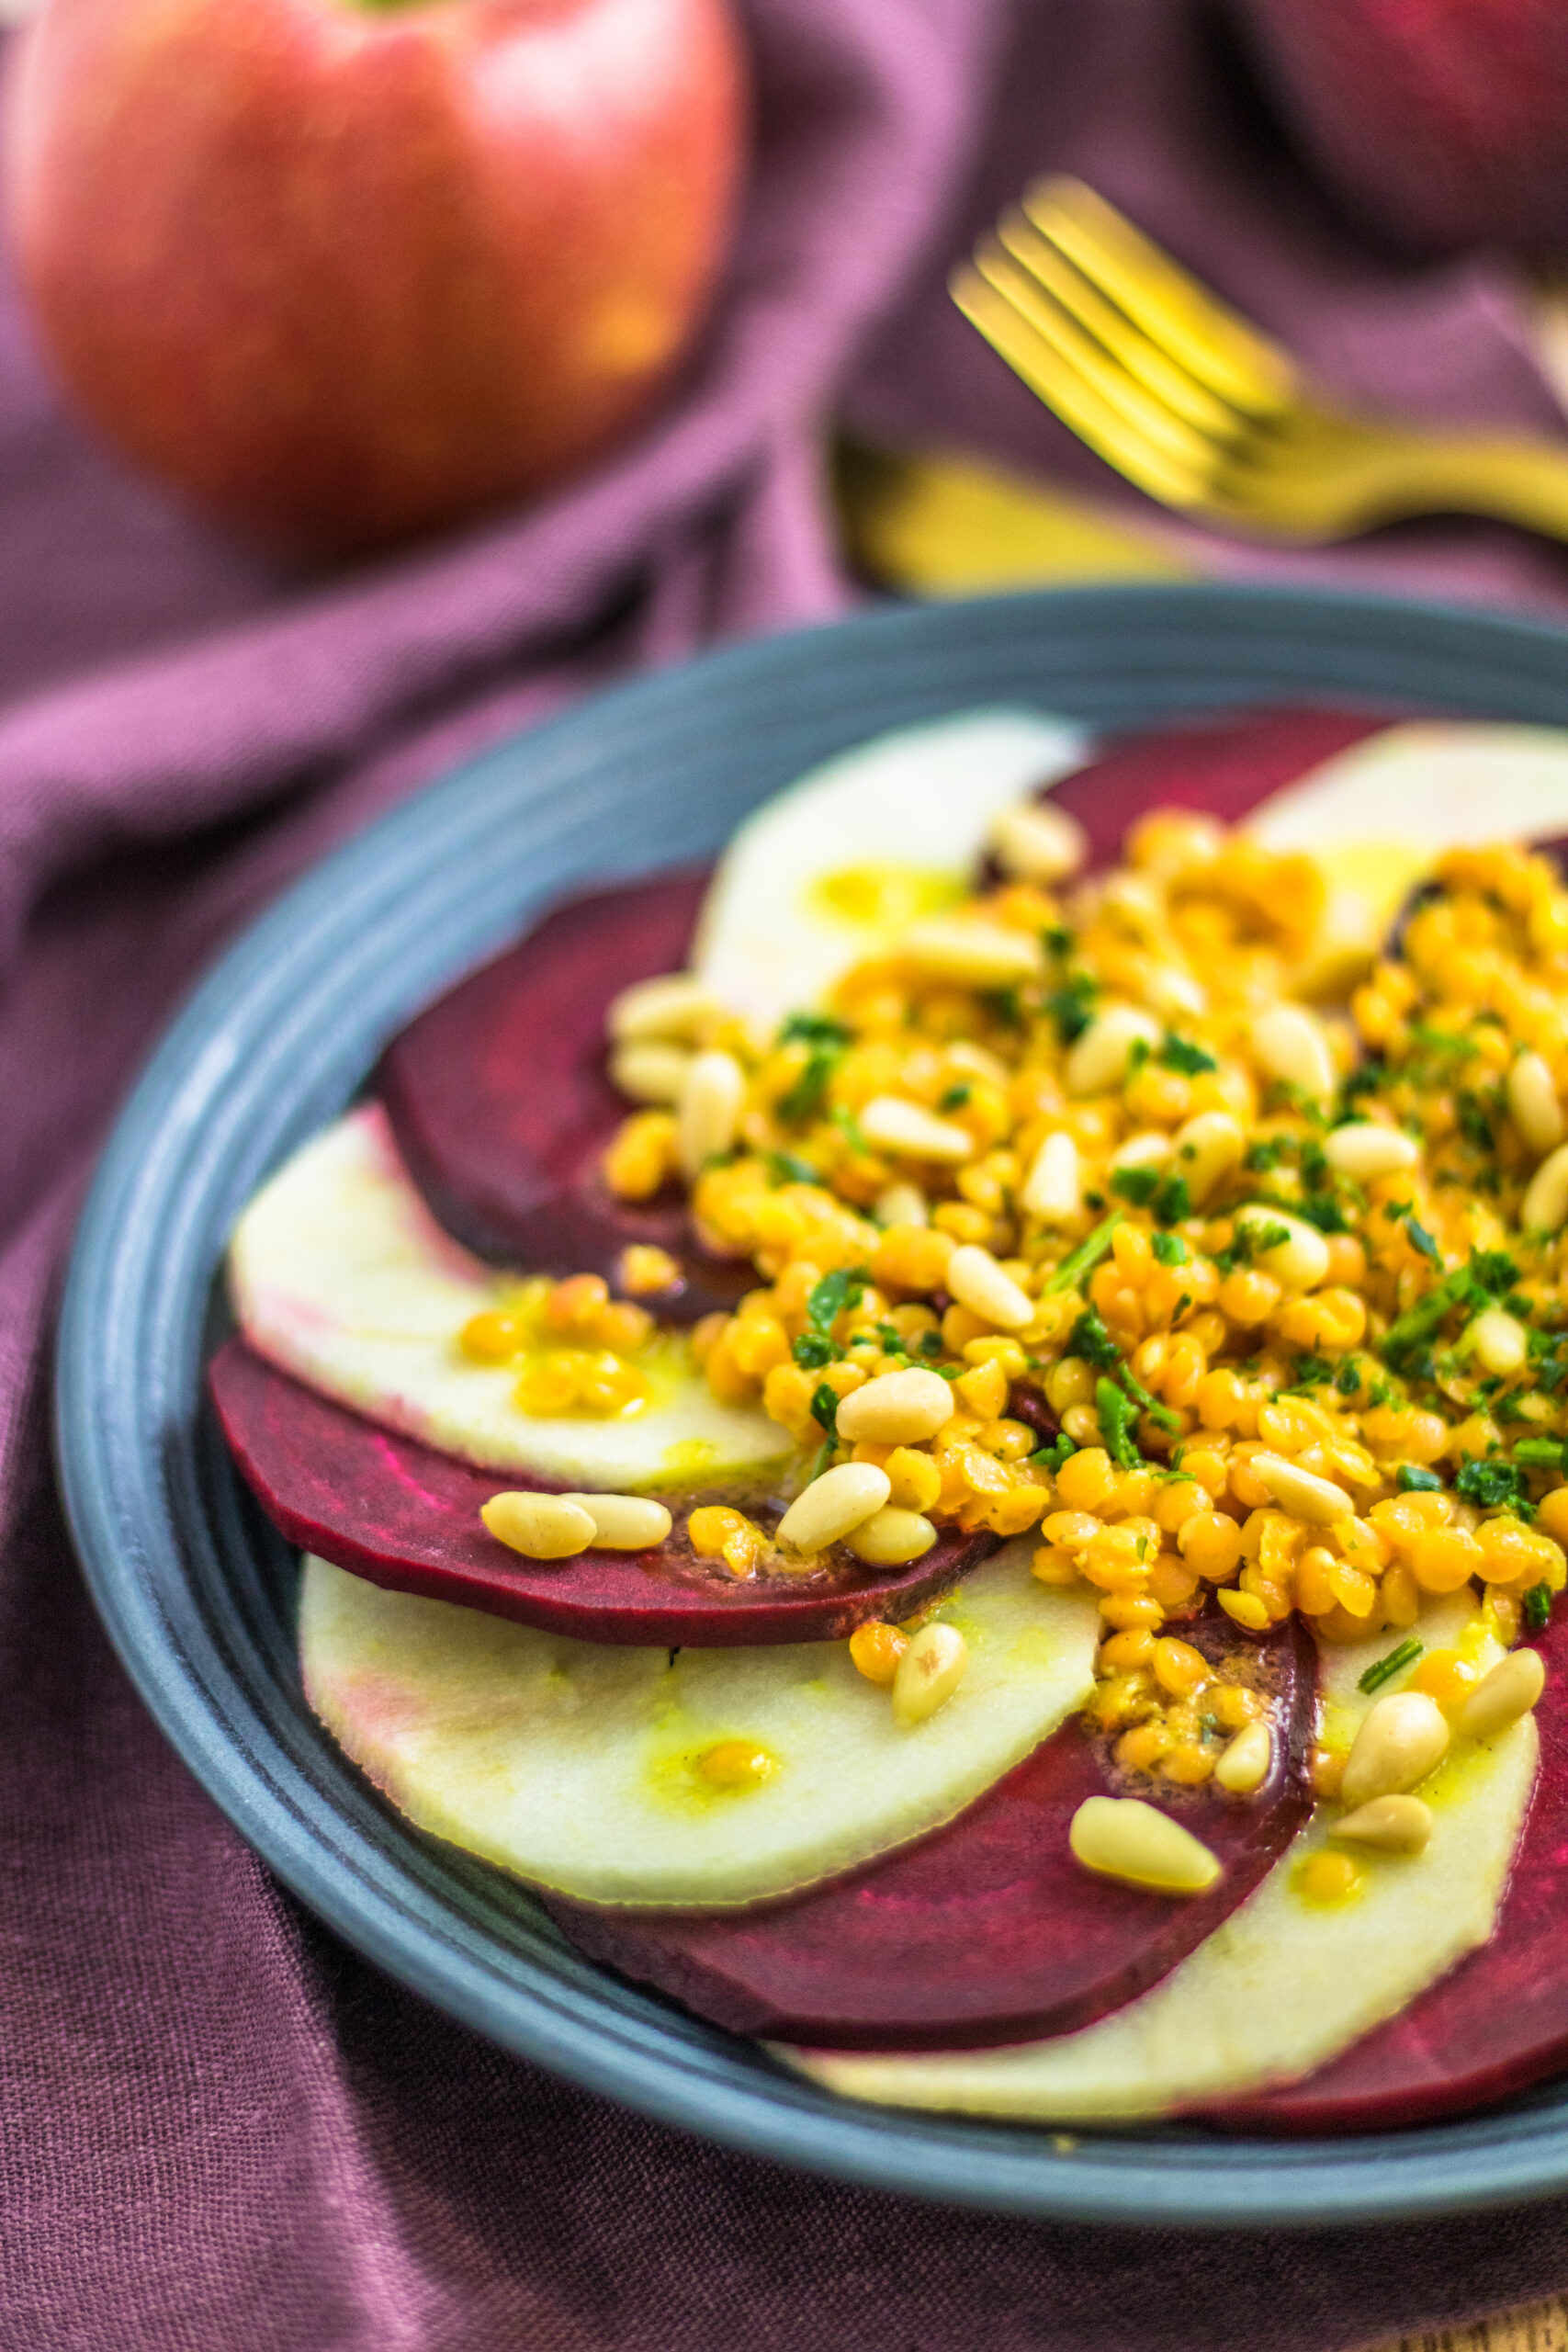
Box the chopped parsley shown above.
[1030,1434,1077,1473]
[1152,1231,1188,1267]
[1109,1164,1161,1208]
[808,1383,840,1439]
[766,1150,818,1187]
[1454,1456,1534,1516]
[805,1267,865,1340]
[1067,1306,1122,1373]
[777,1011,852,1048]
[1045,971,1099,1044]
[1396,1464,1445,1493]
[937,1081,972,1113]
[778,1049,838,1125]
[792,1333,833,1370]
[1524,1583,1553,1633]
[1096,1376,1141,1469]
[1158,1035,1218,1075]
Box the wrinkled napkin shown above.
[9,3,1568,2346]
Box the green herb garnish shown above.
[1042,1212,1124,1295]
[1397,1464,1446,1493]
[1359,1636,1424,1696]
[1096,1376,1141,1469]
[1152,1231,1188,1267]
[1524,1583,1553,1633]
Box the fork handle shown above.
[1384,437,1568,543]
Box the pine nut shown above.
[1331,1795,1433,1854]
[945,1243,1034,1331]
[1143,964,1208,1020]
[1233,1204,1330,1292]
[1021,1129,1081,1222]
[1508,1050,1564,1159]
[1523,1140,1568,1234]
[558,1494,673,1549]
[1172,1110,1246,1206]
[1111,1131,1172,1171]
[987,797,1088,884]
[835,1367,955,1445]
[1456,1646,1546,1743]
[859,1096,975,1163]
[891,1621,969,1724]
[607,972,723,1043]
[480,1491,595,1560]
[874,1180,928,1227]
[610,1040,693,1104]
[777,1461,891,1555]
[1068,1795,1222,1894]
[1065,1004,1162,1096]
[1323,1122,1419,1182]
[1250,1004,1336,1103]
[1471,1306,1529,1377]
[677,1049,746,1178]
[1340,1690,1450,1808]
[846,1507,938,1566]
[1214,1718,1272,1793]
[1251,1452,1352,1525]
[899,917,1043,987]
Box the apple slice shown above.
[783,1594,1537,2118]
[210,1338,993,1646]
[541,1611,1316,2050]
[378,868,750,1322]
[229,1102,794,1492]
[297,1544,1101,1907]
[690,709,1086,1033]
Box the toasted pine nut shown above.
[1065,1004,1163,1096]
[1523,1140,1568,1234]
[777,1462,891,1555]
[1456,1646,1546,1743]
[1249,1004,1336,1102]
[1340,1690,1450,1808]
[898,917,1043,987]
[1251,1452,1352,1525]
[874,1180,928,1227]
[987,797,1089,884]
[1111,1130,1173,1171]
[607,972,724,1044]
[1021,1129,1081,1222]
[1470,1306,1529,1377]
[1233,1204,1331,1292]
[1068,1795,1222,1894]
[835,1367,956,1445]
[1143,964,1208,1020]
[859,1096,975,1163]
[1508,1050,1564,1159]
[558,1493,673,1549]
[891,1621,969,1724]
[481,1491,595,1560]
[1214,1718,1272,1793]
[846,1507,938,1566]
[610,1040,693,1105]
[945,1243,1034,1331]
[1172,1110,1246,1205]
[1331,1794,1433,1854]
[677,1049,746,1178]
[1323,1122,1419,1181]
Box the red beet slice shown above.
[542,1611,1317,2050]
[1044,706,1388,869]
[210,1337,996,1647]
[378,869,747,1323]
[1199,1611,1568,2136]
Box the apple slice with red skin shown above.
[378,869,752,1325]
[209,1336,997,1647]
[541,1610,1316,2050]
[1199,1611,1568,2135]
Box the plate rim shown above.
[55,580,1568,2231]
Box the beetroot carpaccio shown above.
[214,700,1568,2135]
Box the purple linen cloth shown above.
[9,4,1568,2346]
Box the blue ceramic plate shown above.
[55,585,1568,2228]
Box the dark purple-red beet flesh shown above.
[210,1338,997,1646]
[545,1611,1316,2050]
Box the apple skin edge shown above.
[209,1335,1000,1645]
[542,1610,1317,2051]
[3,0,747,553]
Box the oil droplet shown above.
[694,1740,775,1792]
[809,865,964,933]
[1292,1848,1365,1908]
[661,1436,719,1480]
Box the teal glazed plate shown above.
[54,585,1568,2228]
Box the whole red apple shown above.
[1230,0,1568,257]
[3,0,747,552]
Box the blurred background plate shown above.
[53,583,1568,2229]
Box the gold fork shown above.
[952,176,1568,545]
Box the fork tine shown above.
[996,207,1244,439]
[1025,176,1296,419]
[973,241,1219,475]
[949,262,1215,511]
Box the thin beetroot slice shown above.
[209,1338,994,1647]
[1199,1611,1568,2135]
[543,1612,1316,2051]
[377,869,747,1323]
